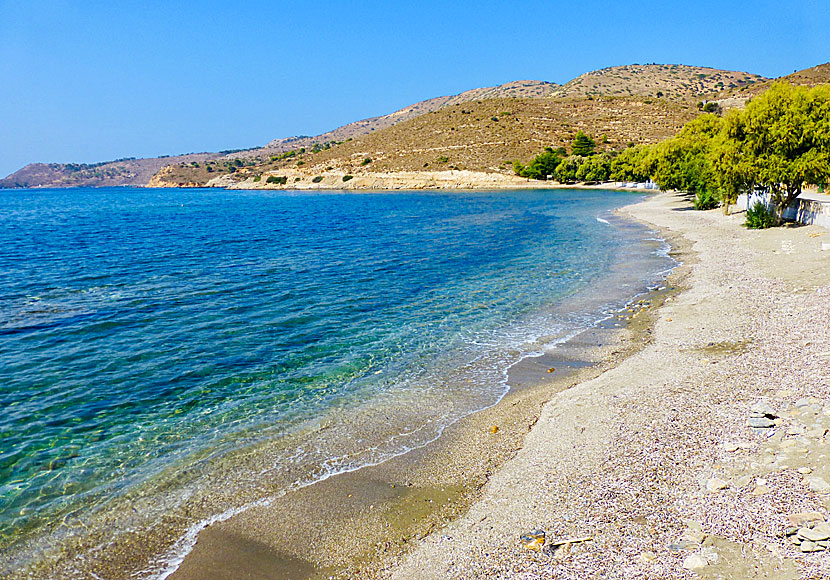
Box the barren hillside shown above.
[551,64,766,100]
[243,80,560,159]
[154,96,698,186]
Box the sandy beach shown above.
[376,191,830,579]
[95,190,830,580]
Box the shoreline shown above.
[381,192,830,579]
[163,208,690,580]
[148,167,657,193]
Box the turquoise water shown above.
[0,187,671,574]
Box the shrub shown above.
[312,176,324,183]
[297,161,304,167]
[361,157,372,166]
[342,175,353,182]
[253,175,261,182]
[693,190,718,210]
[266,175,288,185]
[437,155,449,164]
[745,202,775,229]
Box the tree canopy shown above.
[572,130,596,156]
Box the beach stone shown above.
[751,400,777,418]
[800,540,824,552]
[638,551,658,563]
[752,485,771,496]
[798,524,830,542]
[681,528,706,544]
[682,553,709,570]
[706,477,729,492]
[795,398,813,408]
[807,476,830,493]
[748,417,776,428]
[787,512,826,526]
[520,529,545,551]
[798,466,813,475]
[723,442,740,452]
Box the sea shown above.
[0,187,673,577]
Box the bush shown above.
[693,190,718,210]
[342,175,353,182]
[437,155,449,164]
[312,176,323,183]
[745,202,775,229]
[266,175,288,185]
[253,175,261,182]
[361,157,372,166]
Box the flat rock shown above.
[682,553,709,570]
[706,477,729,492]
[752,485,770,496]
[751,400,777,417]
[681,528,706,544]
[787,512,826,526]
[748,417,776,428]
[800,540,824,552]
[799,525,830,542]
[807,476,830,493]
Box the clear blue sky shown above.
[1,0,827,178]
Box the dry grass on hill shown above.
[156,96,699,186]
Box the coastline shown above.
[162,199,690,580]
[148,167,656,193]
[379,191,830,579]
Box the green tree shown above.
[555,156,585,183]
[732,82,830,220]
[575,153,611,182]
[650,114,720,195]
[572,131,596,156]
[513,147,567,180]
[609,145,653,182]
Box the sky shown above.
[1,0,828,178]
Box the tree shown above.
[650,114,721,194]
[609,145,653,182]
[513,147,567,180]
[732,82,830,220]
[572,131,596,156]
[555,156,584,183]
[575,153,611,182]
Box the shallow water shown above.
[0,187,672,575]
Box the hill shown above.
[0,152,222,189]
[550,64,766,101]
[718,62,830,99]
[152,95,699,187]
[245,80,560,158]
[7,62,829,189]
